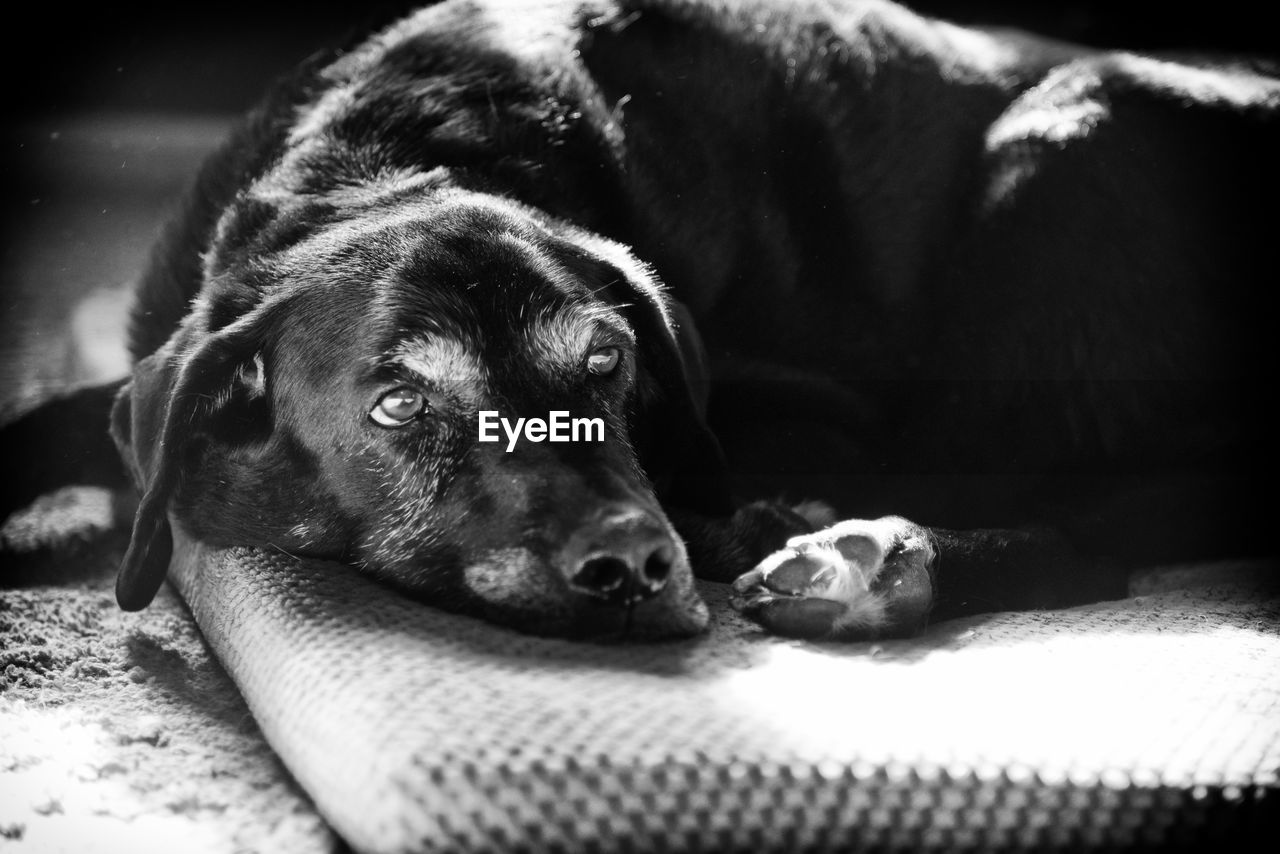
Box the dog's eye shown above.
[586,346,621,376]
[370,388,426,427]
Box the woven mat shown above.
[170,530,1279,852]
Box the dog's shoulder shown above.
[127,47,353,361]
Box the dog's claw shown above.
[730,516,936,640]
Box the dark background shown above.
[6,1,1278,119]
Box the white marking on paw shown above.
[763,516,923,634]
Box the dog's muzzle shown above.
[560,506,677,606]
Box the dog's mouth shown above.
[453,544,709,641]
[412,504,709,641]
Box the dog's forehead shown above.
[523,302,633,371]
[259,195,639,394]
[386,300,628,392]
[391,335,488,402]
[371,214,634,377]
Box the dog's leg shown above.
[671,499,838,584]
[730,520,1126,640]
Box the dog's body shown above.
[4,0,1276,639]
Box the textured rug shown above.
[0,488,338,853]
[2,487,1277,852]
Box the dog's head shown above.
[110,190,729,638]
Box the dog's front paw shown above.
[730,516,936,640]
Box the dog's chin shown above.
[480,593,711,642]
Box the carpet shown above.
[3,486,1276,851]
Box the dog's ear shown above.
[579,241,733,516]
[110,299,283,610]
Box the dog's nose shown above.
[566,510,675,605]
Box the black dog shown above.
[3,0,1276,640]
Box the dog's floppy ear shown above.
[110,297,284,610]
[578,240,733,516]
